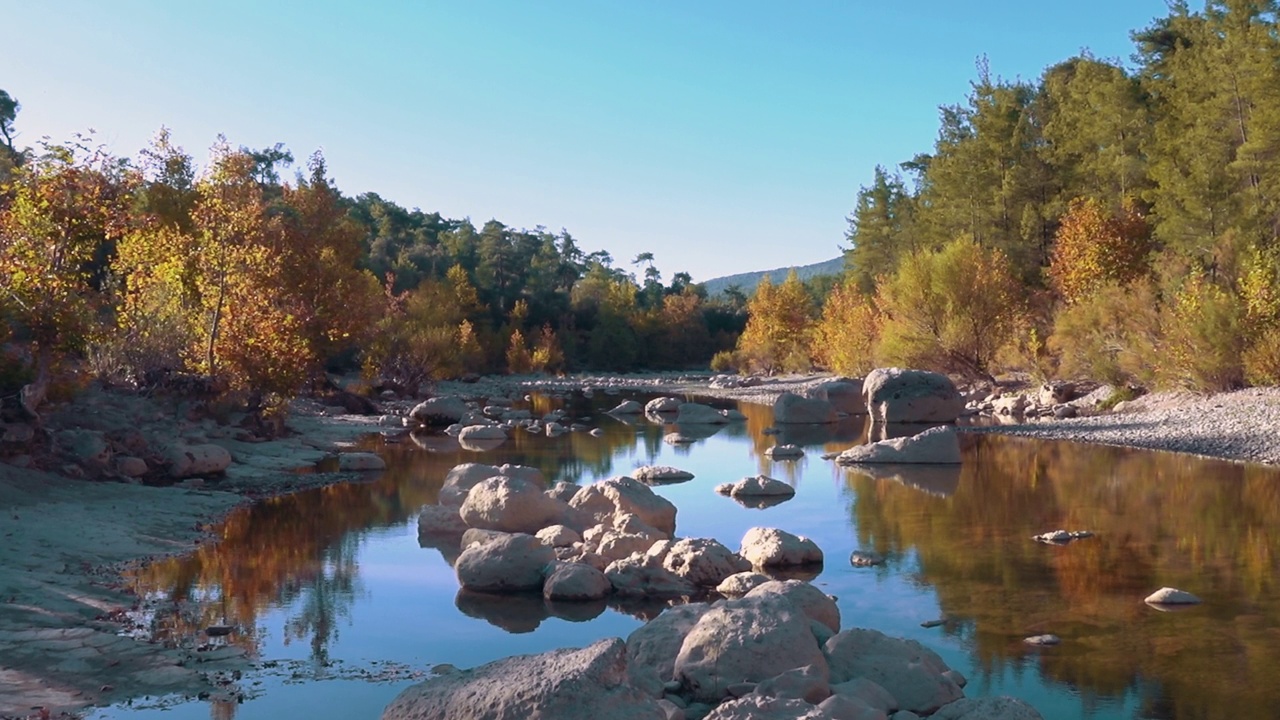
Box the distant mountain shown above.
[700,256,845,297]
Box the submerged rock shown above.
[633,465,696,485]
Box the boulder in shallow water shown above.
[1144,587,1201,606]
[661,538,751,587]
[454,533,554,592]
[739,527,823,568]
[675,403,729,425]
[570,476,678,536]
[460,476,574,534]
[543,562,612,601]
[381,638,665,720]
[836,427,961,465]
[410,396,470,426]
[773,393,838,424]
[824,628,962,715]
[633,465,695,485]
[862,368,963,423]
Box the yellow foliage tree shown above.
[735,271,815,374]
[530,324,565,374]
[811,278,880,376]
[505,328,533,374]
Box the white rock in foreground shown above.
[381,638,664,720]
[862,367,964,423]
[836,427,961,465]
[739,527,823,567]
[1145,587,1202,606]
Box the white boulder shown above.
[862,368,964,423]
[773,393,838,424]
[454,533,555,592]
[633,465,696,485]
[662,538,752,587]
[836,427,961,465]
[570,476,678,536]
[460,476,574,534]
[739,527,823,567]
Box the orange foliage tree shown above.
[811,278,880,376]
[735,271,815,374]
[1048,197,1152,304]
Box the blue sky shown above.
[5,1,1169,282]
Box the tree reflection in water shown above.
[847,434,1280,719]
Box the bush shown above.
[1048,281,1160,386]
[875,236,1023,379]
[1160,275,1244,391]
[710,350,740,373]
[1245,328,1280,386]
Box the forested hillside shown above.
[701,257,843,298]
[722,2,1280,392]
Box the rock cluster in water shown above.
[402,458,1046,720]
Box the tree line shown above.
[721,1,1280,392]
[0,96,747,413]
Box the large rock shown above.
[418,505,469,537]
[56,429,110,467]
[626,602,713,697]
[702,695,826,720]
[674,593,829,703]
[806,379,867,416]
[862,368,963,423]
[675,403,729,425]
[633,465,695,485]
[543,562,613,601]
[440,462,546,506]
[740,527,824,567]
[747,580,840,634]
[165,443,232,478]
[460,476,574,534]
[773,393,838,424]
[606,556,698,598]
[609,400,643,414]
[755,664,832,704]
[410,396,470,426]
[835,427,961,465]
[454,533,554,592]
[570,476,677,536]
[458,424,508,442]
[824,629,962,715]
[646,397,682,414]
[381,638,665,720]
[536,524,582,547]
[716,571,773,597]
[932,697,1044,720]
[662,538,751,587]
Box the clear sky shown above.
[5,1,1170,282]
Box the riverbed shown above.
[80,390,1280,720]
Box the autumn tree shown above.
[735,270,815,374]
[876,236,1023,379]
[0,138,136,387]
[1048,197,1152,304]
[811,278,880,376]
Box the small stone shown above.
[206,625,234,636]
[849,550,885,567]
[1023,634,1060,646]
[1145,587,1201,606]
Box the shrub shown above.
[1048,197,1152,305]
[1244,328,1280,386]
[1160,275,1244,391]
[875,236,1023,379]
[1048,281,1160,386]
[710,350,740,373]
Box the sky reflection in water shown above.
[93,392,1280,720]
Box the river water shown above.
[89,392,1280,720]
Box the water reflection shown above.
[123,393,1280,720]
[847,435,1280,719]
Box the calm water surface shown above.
[89,393,1280,720]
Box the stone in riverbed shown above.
[661,538,752,587]
[454,533,554,593]
[381,638,664,720]
[338,452,386,471]
[570,476,677,536]
[849,550,886,567]
[806,379,866,416]
[1023,634,1060,646]
[646,397,682,414]
[824,628,962,716]
[773,393,838,424]
[165,443,232,478]
[739,527,823,568]
[609,400,643,414]
[674,592,829,703]
[410,396,470,426]
[716,571,773,597]
[718,475,796,500]
[633,465,695,485]
[746,579,840,634]
[836,427,961,465]
[862,367,964,423]
[460,476,575,534]
[765,444,804,459]
[932,697,1044,720]
[543,562,613,601]
[1144,587,1201,606]
[676,403,730,425]
[625,602,712,698]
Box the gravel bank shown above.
[960,387,1280,466]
